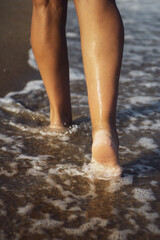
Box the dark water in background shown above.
[0,0,160,239]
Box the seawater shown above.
[0,0,160,239]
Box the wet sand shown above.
[0,0,40,97]
[0,0,160,239]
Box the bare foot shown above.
[90,129,122,179]
[49,108,72,133]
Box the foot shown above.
[49,107,72,133]
[49,123,69,133]
[90,129,122,179]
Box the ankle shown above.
[92,123,119,148]
[50,117,72,128]
[92,123,117,138]
[50,107,72,128]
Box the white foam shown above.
[141,119,152,126]
[105,174,133,193]
[0,82,46,120]
[26,168,45,176]
[131,164,155,177]
[66,32,79,38]
[84,154,92,160]
[119,146,132,154]
[0,133,14,144]
[125,34,134,40]
[45,176,97,202]
[130,202,159,222]
[150,180,158,186]
[28,48,38,70]
[48,163,85,177]
[132,188,156,203]
[140,119,160,131]
[88,158,123,181]
[47,161,134,193]
[147,224,160,235]
[129,96,159,105]
[71,93,88,106]
[69,206,82,212]
[129,70,147,78]
[137,137,158,149]
[108,229,134,240]
[140,82,159,88]
[8,121,70,140]
[0,209,6,216]
[147,66,160,72]
[0,186,7,191]
[127,216,139,230]
[127,123,139,132]
[30,217,63,234]
[48,160,123,183]
[68,214,78,221]
[44,196,74,211]
[120,77,131,83]
[17,204,33,216]
[0,136,24,154]
[63,217,108,236]
[6,79,44,99]
[69,68,85,81]
[0,168,18,177]
[17,154,50,176]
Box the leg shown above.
[31,0,72,128]
[74,0,124,177]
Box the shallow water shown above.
[0,0,160,239]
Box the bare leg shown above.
[31,0,72,128]
[74,0,124,177]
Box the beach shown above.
[0,0,160,239]
[0,0,40,97]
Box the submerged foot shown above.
[49,107,72,133]
[90,129,122,179]
[49,123,69,134]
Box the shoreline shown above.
[0,0,73,98]
[0,0,40,97]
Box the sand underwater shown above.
[0,0,160,239]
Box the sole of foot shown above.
[90,129,122,180]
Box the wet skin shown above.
[31,0,124,177]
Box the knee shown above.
[32,0,67,10]
[77,0,115,3]
[32,0,68,24]
[89,0,115,2]
[32,0,50,8]
[76,0,116,7]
